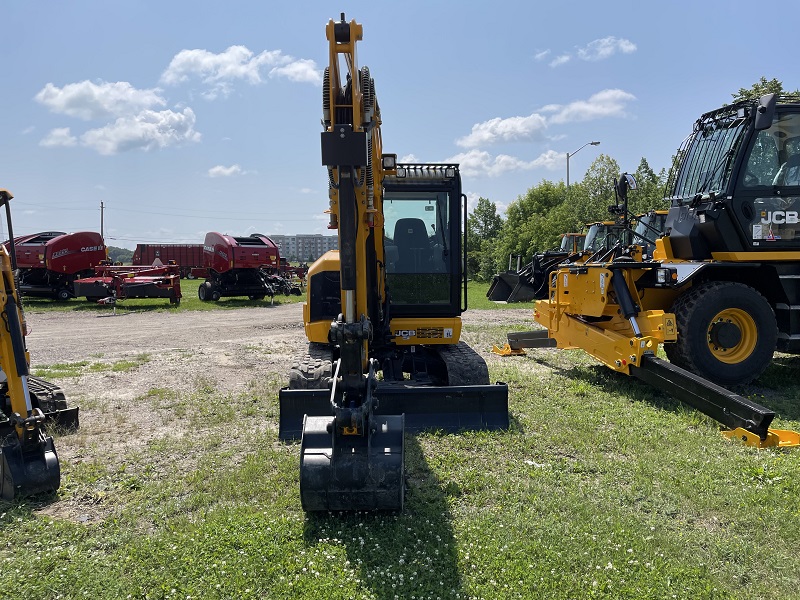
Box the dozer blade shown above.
[28,375,80,431]
[300,414,404,512]
[0,434,60,500]
[279,382,509,441]
[631,355,800,446]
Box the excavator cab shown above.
[383,167,461,312]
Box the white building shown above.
[269,233,338,262]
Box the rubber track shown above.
[435,341,491,386]
[287,343,333,390]
[27,375,69,413]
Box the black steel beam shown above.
[630,355,774,439]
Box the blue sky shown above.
[2,1,796,250]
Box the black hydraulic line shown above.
[4,201,17,272]
[2,272,28,378]
[338,169,358,292]
[630,355,774,439]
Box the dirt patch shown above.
[24,304,534,522]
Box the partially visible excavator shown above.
[501,94,800,447]
[0,190,79,499]
[278,14,509,511]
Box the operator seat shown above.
[774,153,800,186]
[393,218,431,273]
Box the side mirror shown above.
[754,94,777,131]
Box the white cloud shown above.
[399,153,419,163]
[80,108,201,155]
[21,126,35,135]
[577,37,636,61]
[208,164,243,178]
[549,54,571,68]
[269,59,321,85]
[533,49,551,62]
[456,89,633,151]
[39,127,77,148]
[457,114,548,148]
[543,88,636,124]
[531,149,568,170]
[445,149,534,178]
[547,36,636,68]
[160,46,322,96]
[34,79,201,155]
[35,80,165,120]
[446,149,569,178]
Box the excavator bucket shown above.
[300,414,404,511]
[279,382,509,440]
[0,431,60,500]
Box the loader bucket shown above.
[300,414,404,511]
[486,273,516,302]
[487,272,539,303]
[279,382,509,440]
[0,434,60,500]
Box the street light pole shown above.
[566,140,600,201]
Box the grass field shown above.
[3,282,799,599]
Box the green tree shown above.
[466,197,503,280]
[576,154,621,225]
[630,158,669,214]
[467,197,502,244]
[107,246,133,263]
[496,180,569,267]
[732,77,800,102]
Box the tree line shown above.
[466,155,669,281]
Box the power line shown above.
[18,201,324,221]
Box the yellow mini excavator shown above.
[278,14,509,511]
[500,96,800,448]
[0,189,79,499]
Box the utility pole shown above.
[100,201,104,238]
[566,141,600,202]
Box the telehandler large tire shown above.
[664,281,776,386]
